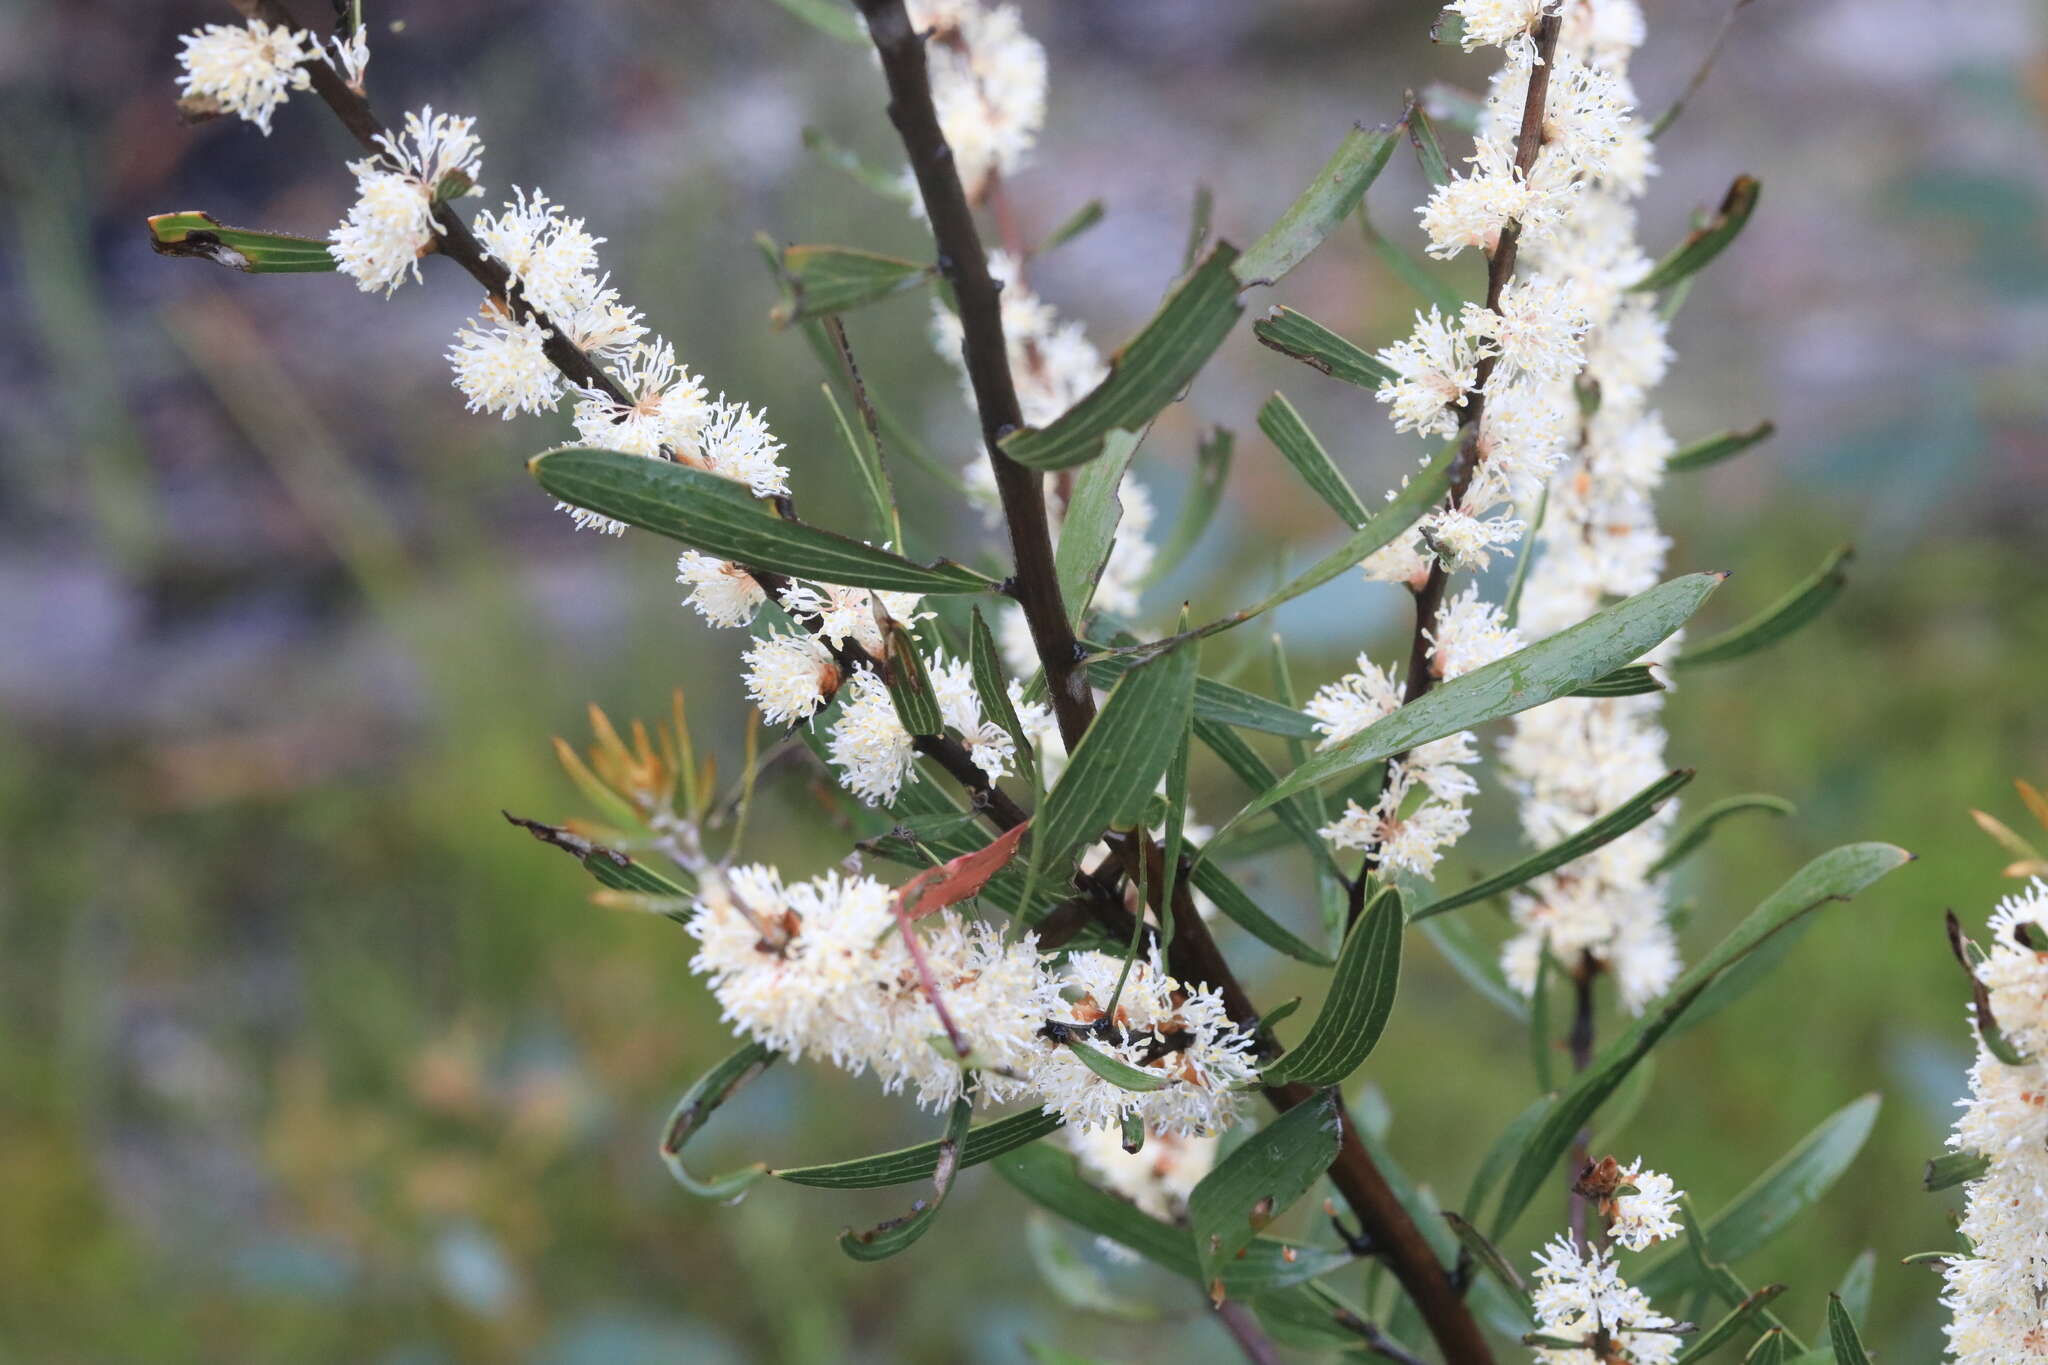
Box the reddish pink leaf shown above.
[896,821,1031,922]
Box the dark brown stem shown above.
[1566,953,1597,1248]
[854,0,1096,753]
[1214,1297,1287,1365]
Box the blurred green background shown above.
[3,0,2046,1360]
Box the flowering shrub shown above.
[154,1,2014,1360]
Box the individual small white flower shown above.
[324,28,370,93]
[1319,769,1473,879]
[1428,585,1524,679]
[176,19,315,135]
[472,188,603,320]
[676,551,765,628]
[572,339,710,458]
[1376,308,1480,438]
[1463,276,1591,384]
[1305,654,1404,749]
[1528,1236,1683,1365]
[691,398,789,498]
[1444,0,1555,55]
[827,666,918,805]
[743,632,839,726]
[1420,504,1525,571]
[329,107,485,296]
[1607,1159,1684,1251]
[447,307,560,418]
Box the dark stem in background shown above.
[1349,12,1564,924]
[854,0,1097,754]
[1566,954,1598,1248]
[1215,1298,1287,1365]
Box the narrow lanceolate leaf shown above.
[1676,1197,1808,1350]
[1160,726,1191,953]
[968,608,1036,781]
[802,126,917,201]
[504,813,694,900]
[1189,1090,1345,1291]
[839,1089,973,1260]
[766,0,866,43]
[1633,175,1761,293]
[1033,640,1197,884]
[1640,1096,1883,1298]
[1676,1286,1788,1365]
[1253,306,1397,390]
[1422,913,1529,1021]
[1491,844,1911,1239]
[1406,105,1453,186]
[1669,420,1776,473]
[1216,574,1725,845]
[1086,652,1318,740]
[1065,1039,1175,1092]
[1362,205,1465,315]
[883,619,942,736]
[658,1042,776,1199]
[1262,886,1403,1086]
[1054,428,1142,625]
[1649,793,1798,875]
[1411,769,1695,921]
[1925,1149,1990,1193]
[1195,438,1458,640]
[1833,1251,1877,1332]
[1002,244,1245,470]
[771,244,932,324]
[1677,545,1852,668]
[819,381,897,546]
[1463,1095,1556,1227]
[1037,199,1106,254]
[1569,663,1665,698]
[1443,1211,1532,1308]
[1258,393,1369,528]
[1146,426,1233,587]
[1826,1295,1873,1365]
[1189,857,1335,965]
[1234,122,1401,287]
[993,1144,1354,1297]
[1746,1330,1794,1365]
[775,1105,1062,1189]
[148,211,337,273]
[530,448,993,594]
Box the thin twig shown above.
[1214,1297,1288,1365]
[1566,953,1598,1249]
[1650,0,1759,140]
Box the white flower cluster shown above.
[1528,1236,1684,1365]
[1495,0,1686,1015]
[329,107,486,297]
[1943,881,2048,1361]
[1606,1157,1684,1252]
[1307,593,1521,879]
[175,18,316,135]
[687,868,1254,1134]
[827,649,1021,805]
[901,0,1047,203]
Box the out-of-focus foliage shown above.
[2,1,2044,1361]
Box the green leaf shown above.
[1252,306,1397,390]
[1640,1096,1882,1298]
[1065,1039,1176,1093]
[1670,420,1776,473]
[1361,206,1464,315]
[1037,199,1106,254]
[147,211,337,273]
[969,607,1036,783]
[657,1042,776,1199]
[1463,1094,1555,1225]
[1649,794,1798,876]
[800,126,915,201]
[1262,886,1403,1086]
[1193,716,1343,879]
[1442,1210,1532,1309]
[1746,1330,1794,1365]
[765,0,866,42]
[1569,663,1666,698]
[504,813,694,900]
[1025,1213,1158,1323]
[771,244,932,325]
[1191,437,1457,640]
[1235,123,1400,287]
[1406,106,1452,187]
[776,1106,1062,1189]
[1055,428,1143,625]
[1528,946,1556,1091]
[1188,1090,1345,1290]
[1676,1285,1788,1365]
[1258,393,1369,528]
[1421,914,1528,1021]
[1214,574,1725,844]
[1633,175,1761,293]
[530,448,993,594]
[1492,846,1910,1239]
[839,1089,974,1260]
[1033,640,1197,885]
[1677,545,1852,668]
[1188,858,1335,965]
[1002,245,1245,470]
[1160,723,1191,954]
[1825,1295,1872,1365]
[882,619,943,736]
[1831,1251,1876,1338]
[1412,769,1694,921]
[1087,651,1318,741]
[992,1144,1353,1296]
[818,377,899,547]
[1925,1149,1990,1192]
[1676,1197,1808,1350]
[1588,1054,1656,1157]
[1145,425,1233,588]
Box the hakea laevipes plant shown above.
[156,0,1943,1360]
